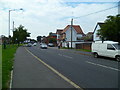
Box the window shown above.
[113,44,120,50]
[107,44,115,50]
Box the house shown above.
[47,32,57,46]
[56,29,63,45]
[85,32,93,41]
[93,22,105,41]
[61,25,85,48]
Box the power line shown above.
[74,5,119,19]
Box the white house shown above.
[93,22,105,41]
[61,25,84,48]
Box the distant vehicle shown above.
[92,41,120,61]
[26,43,32,47]
[48,43,54,47]
[40,43,47,49]
[32,43,37,46]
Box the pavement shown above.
[12,47,74,88]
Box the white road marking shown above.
[58,54,73,59]
[86,61,120,71]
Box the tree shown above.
[13,25,30,44]
[37,36,42,42]
[48,38,56,43]
[98,14,120,43]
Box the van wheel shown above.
[94,53,99,58]
[116,56,120,62]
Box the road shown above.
[12,47,74,88]
[26,44,119,89]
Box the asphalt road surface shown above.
[12,47,75,88]
[26,44,119,89]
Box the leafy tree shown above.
[13,25,30,45]
[48,38,56,43]
[37,36,42,42]
[98,14,120,43]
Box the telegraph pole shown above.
[8,10,11,37]
[13,21,14,32]
[118,1,120,14]
[71,18,73,49]
[12,21,14,38]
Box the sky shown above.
[0,0,119,40]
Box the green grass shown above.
[61,47,91,52]
[76,49,91,52]
[2,44,18,88]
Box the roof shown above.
[97,22,105,28]
[62,25,84,34]
[87,32,93,35]
[95,41,118,44]
[56,29,63,34]
[49,33,57,36]
[93,22,105,33]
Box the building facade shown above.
[93,22,104,41]
[61,25,85,48]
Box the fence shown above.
[76,42,92,50]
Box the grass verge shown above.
[2,44,18,88]
[61,47,91,52]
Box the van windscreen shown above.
[113,44,120,50]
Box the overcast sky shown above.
[0,0,119,39]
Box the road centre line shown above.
[25,48,83,89]
[58,54,73,59]
[86,61,120,71]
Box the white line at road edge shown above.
[25,48,83,90]
[86,61,120,71]
[10,66,14,89]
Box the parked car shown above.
[48,43,54,47]
[32,42,37,46]
[92,41,120,61]
[26,43,32,47]
[40,43,47,49]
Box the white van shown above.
[92,41,120,61]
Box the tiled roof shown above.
[62,25,84,34]
[56,29,63,34]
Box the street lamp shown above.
[8,8,23,37]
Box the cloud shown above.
[0,0,119,39]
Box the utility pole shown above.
[8,8,23,37]
[12,21,14,39]
[8,10,11,37]
[118,1,120,14]
[71,18,73,49]
[13,21,14,32]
